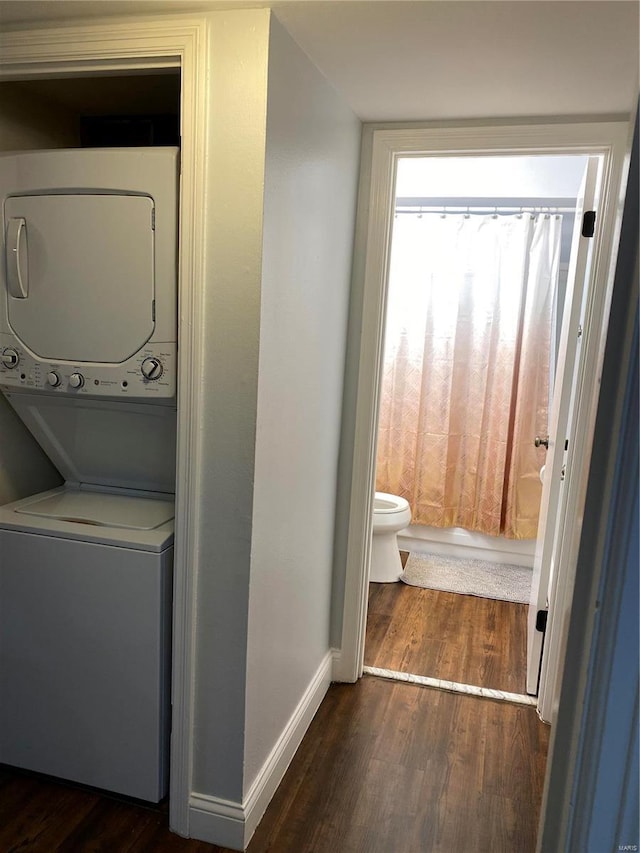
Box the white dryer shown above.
[0,147,177,397]
[0,148,178,802]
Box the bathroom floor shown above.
[364,552,529,694]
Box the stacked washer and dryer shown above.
[0,148,178,802]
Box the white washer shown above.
[0,149,179,801]
[0,391,176,801]
[0,487,173,802]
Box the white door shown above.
[526,157,600,695]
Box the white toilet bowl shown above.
[371,492,412,583]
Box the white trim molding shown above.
[189,651,334,851]
[337,119,631,716]
[363,666,538,707]
[0,14,211,839]
[188,794,246,852]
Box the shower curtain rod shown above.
[395,204,573,215]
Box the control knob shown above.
[47,371,61,387]
[1,348,19,368]
[141,357,163,381]
[69,372,84,389]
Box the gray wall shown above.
[190,9,271,801]
[0,82,69,503]
[244,14,360,790]
[191,8,361,803]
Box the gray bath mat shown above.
[401,552,532,604]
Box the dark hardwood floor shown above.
[249,677,548,853]
[0,676,549,852]
[0,558,549,852]
[365,553,530,693]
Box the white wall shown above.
[244,15,360,791]
[395,155,587,199]
[0,82,70,503]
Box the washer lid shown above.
[5,392,176,494]
[15,489,174,530]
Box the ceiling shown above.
[0,1,638,122]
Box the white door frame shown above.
[336,120,630,719]
[0,16,210,836]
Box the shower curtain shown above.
[375,212,563,539]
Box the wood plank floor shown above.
[365,554,529,693]
[249,678,549,853]
[0,677,549,852]
[0,558,549,852]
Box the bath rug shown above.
[401,552,532,604]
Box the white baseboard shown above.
[398,524,535,568]
[188,649,333,850]
[332,641,364,683]
[189,793,245,850]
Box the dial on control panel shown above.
[1,348,19,368]
[69,373,84,389]
[141,357,163,381]
[47,371,61,387]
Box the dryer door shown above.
[5,193,155,363]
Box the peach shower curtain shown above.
[375,212,562,539]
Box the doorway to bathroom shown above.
[336,120,629,723]
[364,152,589,699]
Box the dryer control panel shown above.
[0,334,176,398]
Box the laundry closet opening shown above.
[0,70,181,804]
[1,72,180,150]
[366,153,588,697]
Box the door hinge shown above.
[536,610,548,633]
[582,210,596,238]
[577,324,583,338]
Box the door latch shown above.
[536,610,548,633]
[582,210,596,238]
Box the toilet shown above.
[371,492,412,582]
